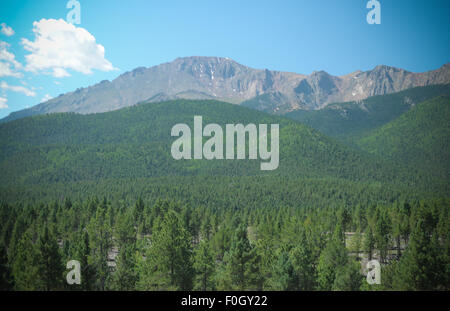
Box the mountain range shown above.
[2,57,449,122]
[286,84,450,142]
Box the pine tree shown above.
[363,225,375,261]
[289,230,316,290]
[0,242,12,290]
[270,250,297,290]
[374,207,391,263]
[88,205,112,290]
[7,215,27,264]
[390,204,403,258]
[77,230,94,290]
[316,233,348,290]
[145,210,193,290]
[221,224,258,290]
[12,229,41,290]
[394,219,446,290]
[338,206,351,247]
[134,197,145,223]
[110,212,137,290]
[36,226,64,290]
[193,240,215,290]
[332,259,362,291]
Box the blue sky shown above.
[0,0,449,118]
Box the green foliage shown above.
[0,99,443,195]
[394,218,447,290]
[270,250,297,290]
[11,229,41,290]
[363,225,375,261]
[110,211,137,290]
[141,209,193,290]
[0,242,12,290]
[332,259,362,291]
[357,96,450,182]
[290,233,317,290]
[316,236,348,290]
[36,226,64,290]
[87,204,113,290]
[286,84,450,143]
[218,224,260,290]
[193,240,215,291]
[0,96,448,291]
[0,196,448,291]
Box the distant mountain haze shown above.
[2,57,449,122]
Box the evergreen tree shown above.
[289,230,316,290]
[193,240,215,290]
[0,242,13,290]
[221,224,258,290]
[332,259,362,291]
[110,212,137,290]
[374,207,391,263]
[338,206,352,246]
[36,226,64,290]
[88,204,112,290]
[145,210,193,290]
[12,229,41,290]
[394,219,446,290]
[270,250,297,290]
[74,230,94,290]
[316,233,348,290]
[363,225,375,261]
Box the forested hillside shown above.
[357,96,450,181]
[285,84,450,143]
[0,98,448,291]
[1,99,442,193]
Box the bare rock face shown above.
[2,57,449,122]
[244,63,450,113]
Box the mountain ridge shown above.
[285,84,450,142]
[2,56,449,122]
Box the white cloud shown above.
[52,67,70,78]
[0,81,36,97]
[0,96,7,109]
[0,42,21,66]
[0,41,22,78]
[1,23,14,37]
[41,93,53,103]
[0,62,22,78]
[22,18,116,78]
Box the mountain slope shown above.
[2,57,449,123]
[357,95,450,181]
[285,84,450,142]
[0,99,433,189]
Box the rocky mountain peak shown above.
[2,58,449,122]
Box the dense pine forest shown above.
[0,92,449,291]
[1,196,448,290]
